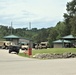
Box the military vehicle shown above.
[35,42,48,49]
[0,41,11,49]
[19,42,28,50]
[9,45,20,54]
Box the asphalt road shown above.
[0,49,76,75]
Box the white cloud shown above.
[0,0,72,28]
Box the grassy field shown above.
[32,48,76,54]
[19,48,76,57]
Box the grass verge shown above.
[18,48,76,57]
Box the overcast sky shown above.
[0,0,72,29]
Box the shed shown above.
[53,40,71,48]
[4,35,20,45]
[61,35,76,47]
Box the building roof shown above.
[53,40,71,43]
[4,35,20,39]
[61,35,76,40]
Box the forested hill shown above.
[0,23,67,45]
[0,0,76,46]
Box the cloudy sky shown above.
[0,0,72,29]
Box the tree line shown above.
[0,0,76,46]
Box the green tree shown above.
[47,27,58,46]
[69,16,76,36]
[55,21,67,39]
[64,0,76,36]
[35,28,48,43]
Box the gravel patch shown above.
[33,53,76,59]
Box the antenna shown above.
[29,22,31,30]
[11,22,13,35]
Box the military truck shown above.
[9,45,20,54]
[39,42,48,49]
[35,42,48,49]
[19,42,28,50]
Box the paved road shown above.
[0,49,76,75]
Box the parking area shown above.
[0,49,76,75]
